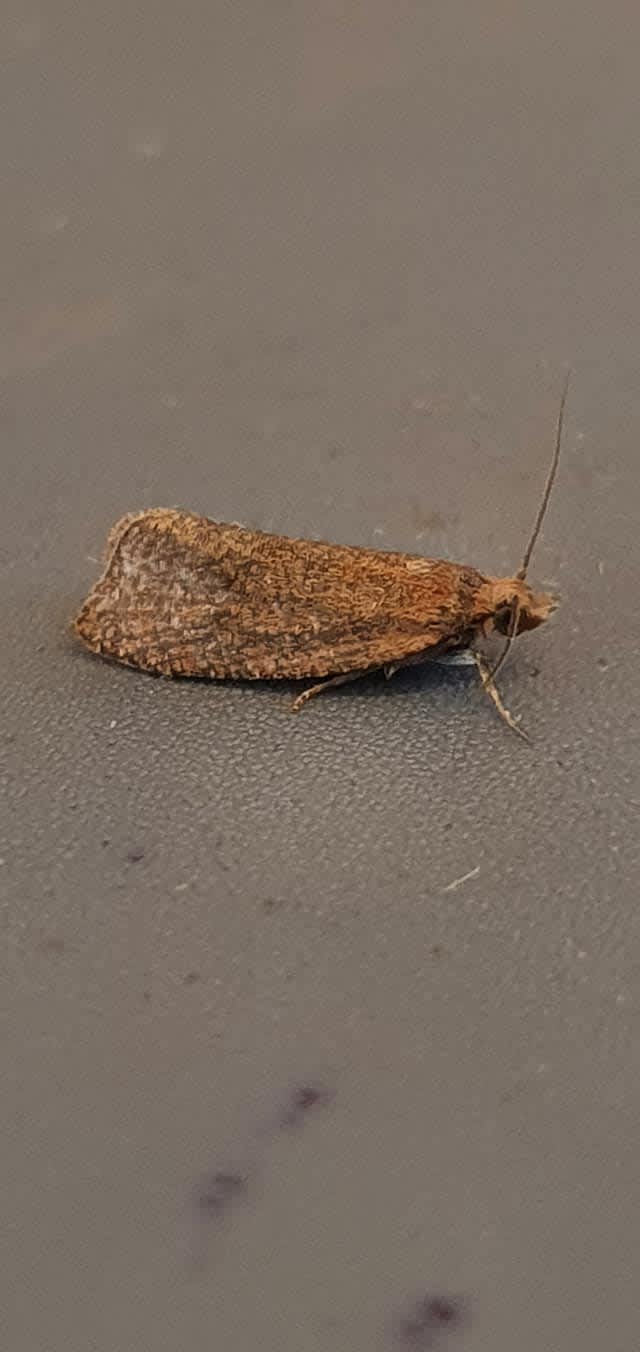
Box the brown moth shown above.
[74,378,569,737]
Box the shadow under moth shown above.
[74,378,569,738]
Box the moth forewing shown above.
[74,509,490,681]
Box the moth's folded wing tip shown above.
[72,596,98,648]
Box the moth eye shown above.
[495,603,514,635]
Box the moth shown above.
[74,377,569,737]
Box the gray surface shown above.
[2,4,639,1350]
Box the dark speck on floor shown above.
[280,1084,333,1129]
[195,1170,247,1218]
[395,1294,467,1347]
[125,845,145,864]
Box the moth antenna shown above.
[517,368,570,581]
[485,370,570,685]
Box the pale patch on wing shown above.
[432,648,475,667]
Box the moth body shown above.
[73,378,568,734]
[74,508,555,684]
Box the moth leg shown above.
[291,669,370,712]
[472,650,529,742]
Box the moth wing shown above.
[74,509,482,679]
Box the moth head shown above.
[468,374,568,711]
[490,577,557,636]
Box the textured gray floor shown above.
[3,5,640,1350]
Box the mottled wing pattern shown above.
[74,509,487,679]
